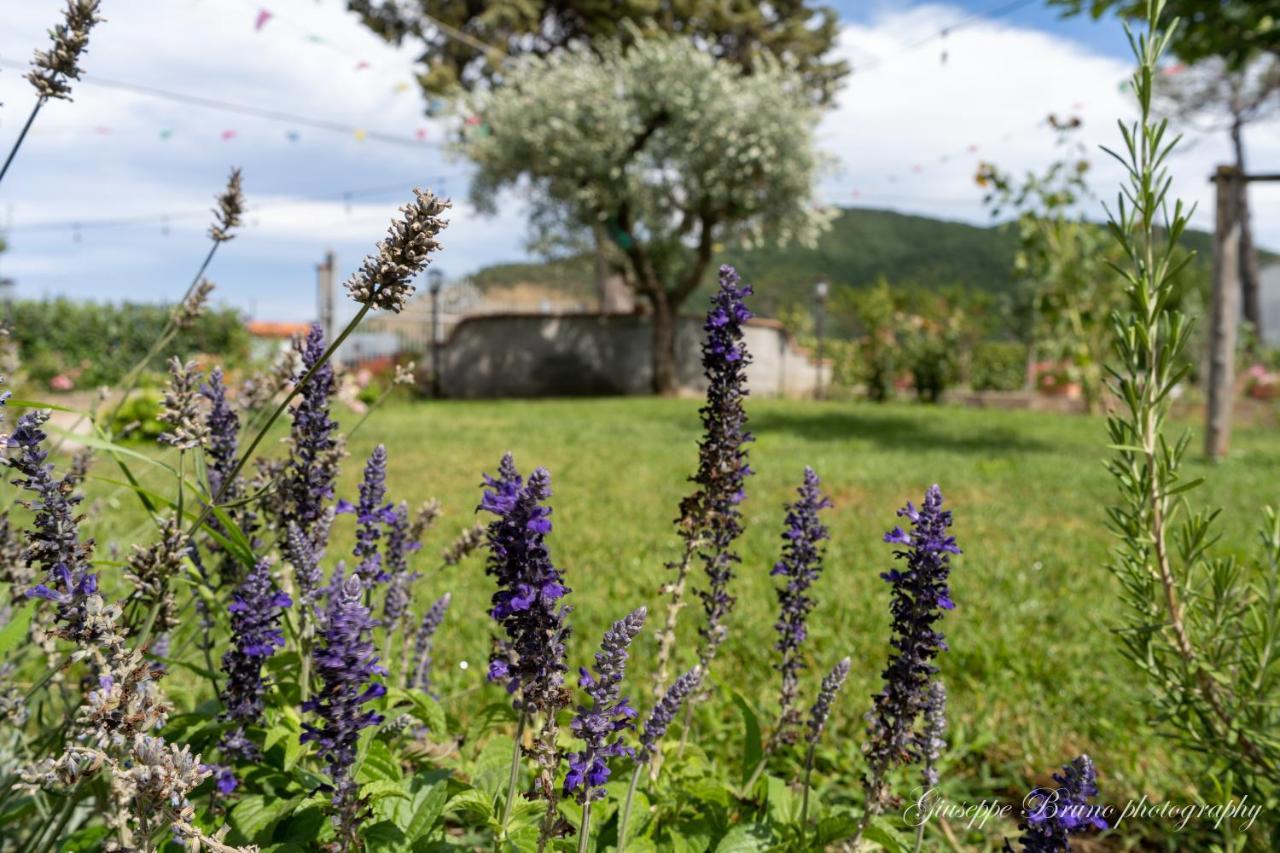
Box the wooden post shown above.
[1205,166,1241,462]
[315,250,336,344]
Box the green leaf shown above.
[230,793,304,843]
[504,797,545,835]
[404,778,450,842]
[813,814,860,846]
[356,738,404,785]
[714,822,775,852]
[861,816,909,853]
[362,819,409,853]
[388,685,448,737]
[764,774,797,826]
[362,779,412,803]
[445,787,495,822]
[61,825,111,851]
[0,601,34,659]
[727,688,762,787]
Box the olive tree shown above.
[461,35,830,394]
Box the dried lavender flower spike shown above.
[772,466,832,745]
[410,592,451,694]
[176,278,216,329]
[209,168,245,243]
[26,0,102,101]
[565,607,646,803]
[410,498,442,542]
[442,521,485,566]
[345,188,451,313]
[158,357,209,450]
[637,666,701,764]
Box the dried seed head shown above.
[158,357,209,450]
[209,168,245,243]
[175,278,215,329]
[410,498,442,542]
[441,521,485,566]
[26,0,102,101]
[393,362,416,386]
[345,189,450,313]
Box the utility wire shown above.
[852,0,1041,74]
[0,58,440,150]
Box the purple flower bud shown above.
[637,667,700,764]
[564,608,646,803]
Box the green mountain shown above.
[468,206,1266,319]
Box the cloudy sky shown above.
[1,0,1277,322]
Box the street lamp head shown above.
[815,280,829,304]
[427,268,444,295]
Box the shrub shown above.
[970,341,1026,391]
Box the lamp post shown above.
[814,279,829,400]
[428,268,444,397]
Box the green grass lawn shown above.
[80,396,1280,845]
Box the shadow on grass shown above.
[751,406,1054,455]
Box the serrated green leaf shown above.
[357,738,403,784]
[445,787,495,822]
[362,779,412,803]
[404,778,450,841]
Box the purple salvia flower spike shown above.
[302,572,386,843]
[1011,754,1107,852]
[864,484,959,817]
[637,667,701,764]
[771,466,832,745]
[280,323,340,540]
[565,607,646,803]
[217,559,291,783]
[478,453,571,713]
[410,592,451,695]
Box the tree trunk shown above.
[1206,166,1241,462]
[1231,121,1264,346]
[649,290,678,396]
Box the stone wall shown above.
[438,312,827,398]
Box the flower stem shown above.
[500,709,528,835]
[576,800,592,853]
[799,741,817,845]
[185,303,371,539]
[616,763,643,853]
[0,98,45,186]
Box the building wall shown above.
[438,313,827,398]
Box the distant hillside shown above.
[467,206,1271,319]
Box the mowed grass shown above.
[80,396,1280,842]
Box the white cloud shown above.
[1,0,1276,321]
[817,4,1280,249]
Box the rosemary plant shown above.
[1102,0,1278,834]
